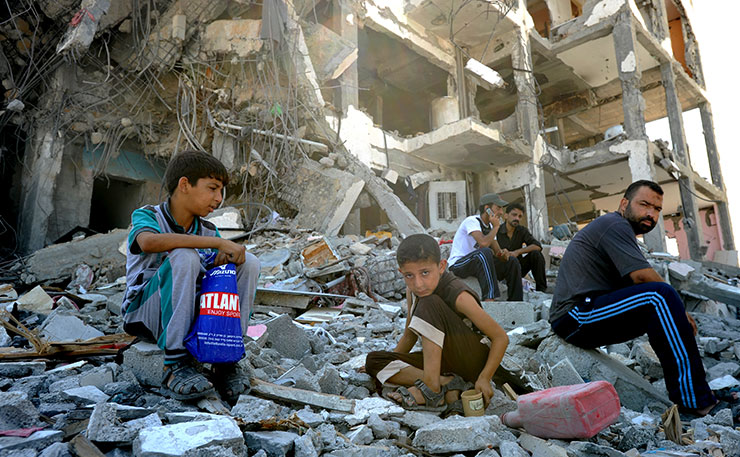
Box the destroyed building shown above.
[0,0,735,264]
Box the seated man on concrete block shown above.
[496,202,547,292]
[448,193,523,301]
[549,180,735,421]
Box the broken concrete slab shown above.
[122,341,164,387]
[0,391,41,430]
[251,379,354,413]
[88,402,162,444]
[668,261,695,281]
[230,395,282,424]
[518,433,568,457]
[0,362,46,378]
[38,309,105,342]
[630,341,663,379]
[279,158,364,237]
[412,415,502,453]
[23,229,127,284]
[202,20,263,57]
[264,314,312,359]
[0,430,64,453]
[62,385,110,404]
[243,431,298,457]
[15,286,54,315]
[303,21,357,81]
[134,416,245,457]
[482,301,536,329]
[536,335,670,411]
[345,397,404,426]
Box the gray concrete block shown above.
[48,376,81,393]
[707,361,740,380]
[293,433,319,457]
[38,442,72,457]
[518,433,567,457]
[549,358,585,387]
[412,416,502,453]
[264,314,311,360]
[231,395,281,424]
[346,425,373,445]
[243,431,298,457]
[0,430,63,453]
[0,362,46,378]
[62,385,110,405]
[79,366,114,390]
[134,416,244,457]
[38,309,104,342]
[122,341,165,387]
[482,301,535,329]
[0,391,41,430]
[294,408,324,428]
[87,402,162,444]
[399,410,439,430]
[367,413,399,440]
[499,440,529,457]
[629,341,663,379]
[536,334,670,411]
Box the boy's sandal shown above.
[385,379,446,412]
[443,373,473,393]
[160,362,215,401]
[442,399,464,418]
[211,363,251,404]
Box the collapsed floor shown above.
[1,209,739,457]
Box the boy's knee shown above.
[240,252,261,276]
[168,248,201,270]
[364,352,384,378]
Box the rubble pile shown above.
[0,221,739,457]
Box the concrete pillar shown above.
[613,11,666,252]
[454,47,470,119]
[613,11,646,139]
[512,22,548,242]
[660,61,704,259]
[699,102,734,250]
[545,0,573,27]
[333,0,358,112]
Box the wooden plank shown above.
[70,435,106,457]
[251,379,355,413]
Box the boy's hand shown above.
[215,239,247,265]
[475,377,494,407]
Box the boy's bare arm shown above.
[455,292,509,405]
[136,232,247,265]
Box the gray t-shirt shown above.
[549,212,650,323]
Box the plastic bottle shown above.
[501,381,620,439]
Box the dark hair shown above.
[506,202,525,214]
[624,180,663,202]
[397,234,441,267]
[164,150,229,196]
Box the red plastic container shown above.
[501,381,620,439]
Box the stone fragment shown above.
[38,442,73,457]
[566,441,628,456]
[0,391,41,430]
[0,430,63,453]
[668,261,694,281]
[8,376,46,399]
[62,385,110,405]
[412,416,501,453]
[549,358,584,387]
[482,301,535,329]
[616,426,654,451]
[38,309,104,342]
[499,440,529,457]
[134,417,244,457]
[243,431,298,457]
[399,410,439,430]
[349,243,372,256]
[345,397,404,426]
[122,341,165,387]
[0,362,46,378]
[346,425,373,445]
[317,365,344,395]
[264,314,312,360]
[88,402,162,444]
[708,374,740,390]
[518,433,567,457]
[707,361,740,379]
[294,433,319,457]
[367,413,399,439]
[182,445,242,457]
[166,412,223,424]
[629,341,663,379]
[16,285,54,315]
[49,376,81,393]
[231,395,281,424]
[79,366,114,389]
[295,408,324,428]
[0,327,9,347]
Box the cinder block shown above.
[482,301,535,329]
[122,342,164,387]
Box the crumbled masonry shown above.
[0,214,739,456]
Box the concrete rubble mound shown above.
[0,219,738,457]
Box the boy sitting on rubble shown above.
[121,150,260,402]
[365,234,508,412]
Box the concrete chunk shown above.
[629,341,663,379]
[202,20,263,57]
[0,430,63,453]
[346,425,373,445]
[345,397,404,426]
[518,433,568,457]
[38,309,104,342]
[412,415,502,453]
[231,395,281,424]
[88,403,162,444]
[668,261,695,281]
[122,341,165,387]
[264,314,311,360]
[0,391,41,430]
[482,301,535,329]
[0,362,46,378]
[15,285,54,315]
[549,358,584,387]
[243,431,298,457]
[134,417,244,457]
[62,385,110,405]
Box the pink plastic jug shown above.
[501,381,620,439]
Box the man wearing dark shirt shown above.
[549,180,723,419]
[496,203,547,292]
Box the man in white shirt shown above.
[448,193,523,301]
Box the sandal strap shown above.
[414,379,445,408]
[163,363,211,394]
